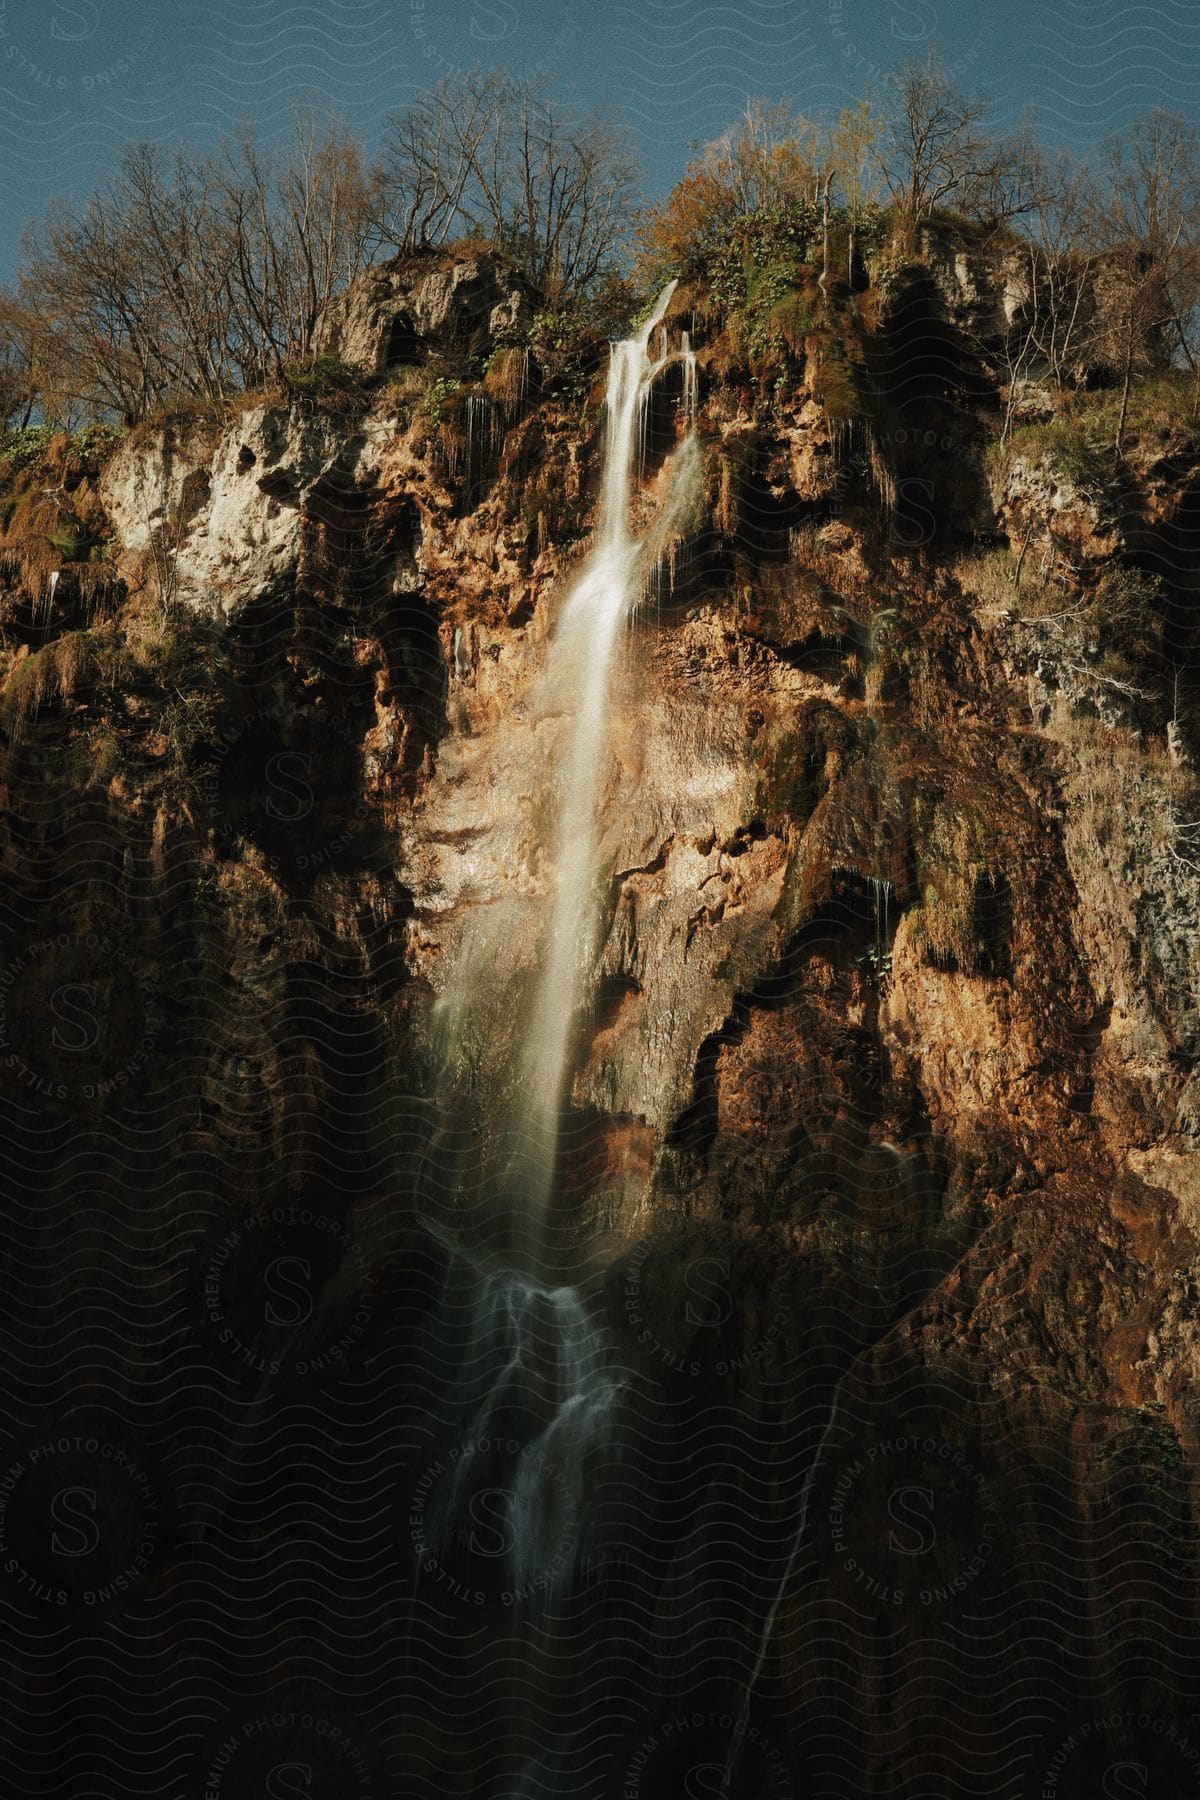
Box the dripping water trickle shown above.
[681,330,698,422]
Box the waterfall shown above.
[407,289,704,1799]
[681,329,699,422]
[397,283,866,1800]
[421,278,698,1595]
[465,393,501,508]
[429,278,698,1251]
[518,279,682,1216]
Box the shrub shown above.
[527,276,638,390]
[909,799,1008,975]
[1093,564,1161,669]
[993,373,1200,520]
[421,373,463,425]
[0,629,119,728]
[0,422,57,474]
[281,354,366,405]
[46,524,91,559]
[483,346,530,412]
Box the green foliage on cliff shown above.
[0,422,58,474]
[281,355,368,409]
[993,372,1199,495]
[0,420,123,484]
[705,206,823,311]
[421,374,463,424]
[663,206,875,418]
[908,798,1010,977]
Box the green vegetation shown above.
[421,374,464,425]
[0,421,58,472]
[990,374,1200,545]
[281,354,367,408]
[991,413,1122,510]
[707,214,825,376]
[0,419,123,480]
[999,372,1198,469]
[908,799,1009,976]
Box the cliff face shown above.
[3,243,1200,1796]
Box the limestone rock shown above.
[316,252,536,377]
[99,403,348,615]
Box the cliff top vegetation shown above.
[0,47,1197,452]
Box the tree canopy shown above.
[3,53,1199,431]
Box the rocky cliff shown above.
[2,240,1199,1796]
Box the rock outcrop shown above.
[3,239,1200,1797]
[315,249,536,375]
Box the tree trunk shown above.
[820,176,831,304]
[1115,333,1134,454]
[1013,517,1036,590]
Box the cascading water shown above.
[465,393,502,509]
[417,284,700,1684]
[518,279,685,1223]
[406,280,702,1795]
[681,330,698,423]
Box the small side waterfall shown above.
[465,393,503,508]
[681,330,698,422]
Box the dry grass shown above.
[379,365,426,408]
[1003,371,1199,466]
[0,543,119,615]
[715,455,739,538]
[1054,710,1198,870]
[483,346,530,416]
[0,625,137,732]
[3,636,81,728]
[955,546,1044,623]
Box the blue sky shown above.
[1,0,1198,280]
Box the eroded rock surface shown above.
[3,239,1200,1796]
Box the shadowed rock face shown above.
[2,243,1200,1798]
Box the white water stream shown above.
[520,279,685,1191]
[424,285,701,1626]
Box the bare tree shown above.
[877,53,993,243]
[959,149,1091,439]
[1082,110,1200,448]
[1021,154,1098,390]
[211,114,374,386]
[374,71,639,295]
[828,98,883,281]
[19,114,373,420]
[373,71,504,251]
[0,293,45,429]
[701,100,824,213]
[970,123,1052,234]
[21,176,158,421]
